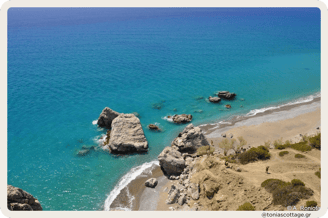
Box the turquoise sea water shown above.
[7,8,320,210]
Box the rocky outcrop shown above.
[97,107,120,128]
[145,178,158,188]
[158,147,186,176]
[171,124,209,153]
[218,91,236,100]
[7,185,42,211]
[109,114,148,153]
[208,96,221,103]
[225,104,231,109]
[172,114,192,124]
[148,124,160,131]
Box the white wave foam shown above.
[103,160,159,211]
[162,116,174,122]
[246,92,320,117]
[92,120,98,125]
[219,121,232,125]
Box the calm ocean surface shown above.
[7,8,320,210]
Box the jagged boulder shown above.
[158,147,186,176]
[166,185,180,204]
[208,96,221,103]
[97,107,120,128]
[109,114,148,153]
[172,114,192,124]
[171,124,210,153]
[7,185,42,211]
[187,183,200,200]
[218,91,236,100]
[145,178,158,188]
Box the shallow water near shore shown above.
[7,8,320,210]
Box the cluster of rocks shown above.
[208,91,237,109]
[156,124,212,209]
[218,91,236,100]
[97,107,148,154]
[158,124,209,176]
[7,185,42,211]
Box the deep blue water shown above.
[7,8,320,210]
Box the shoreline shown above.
[106,96,321,211]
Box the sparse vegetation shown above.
[237,136,247,151]
[306,201,318,207]
[273,138,283,148]
[237,202,255,211]
[315,168,321,179]
[261,179,313,206]
[219,138,236,155]
[264,140,271,149]
[238,146,270,164]
[295,154,305,158]
[197,145,215,156]
[279,151,289,157]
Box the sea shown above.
[7,8,321,210]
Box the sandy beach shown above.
[109,99,321,211]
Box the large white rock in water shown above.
[97,107,120,128]
[171,124,210,153]
[7,185,42,211]
[109,114,148,153]
[158,147,186,176]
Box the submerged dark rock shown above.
[152,102,164,110]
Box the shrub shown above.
[291,179,305,187]
[197,145,215,156]
[309,133,320,150]
[238,146,270,164]
[279,151,289,157]
[290,141,312,152]
[261,179,313,206]
[221,155,237,163]
[306,201,317,207]
[315,168,321,179]
[295,154,305,158]
[237,202,255,211]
